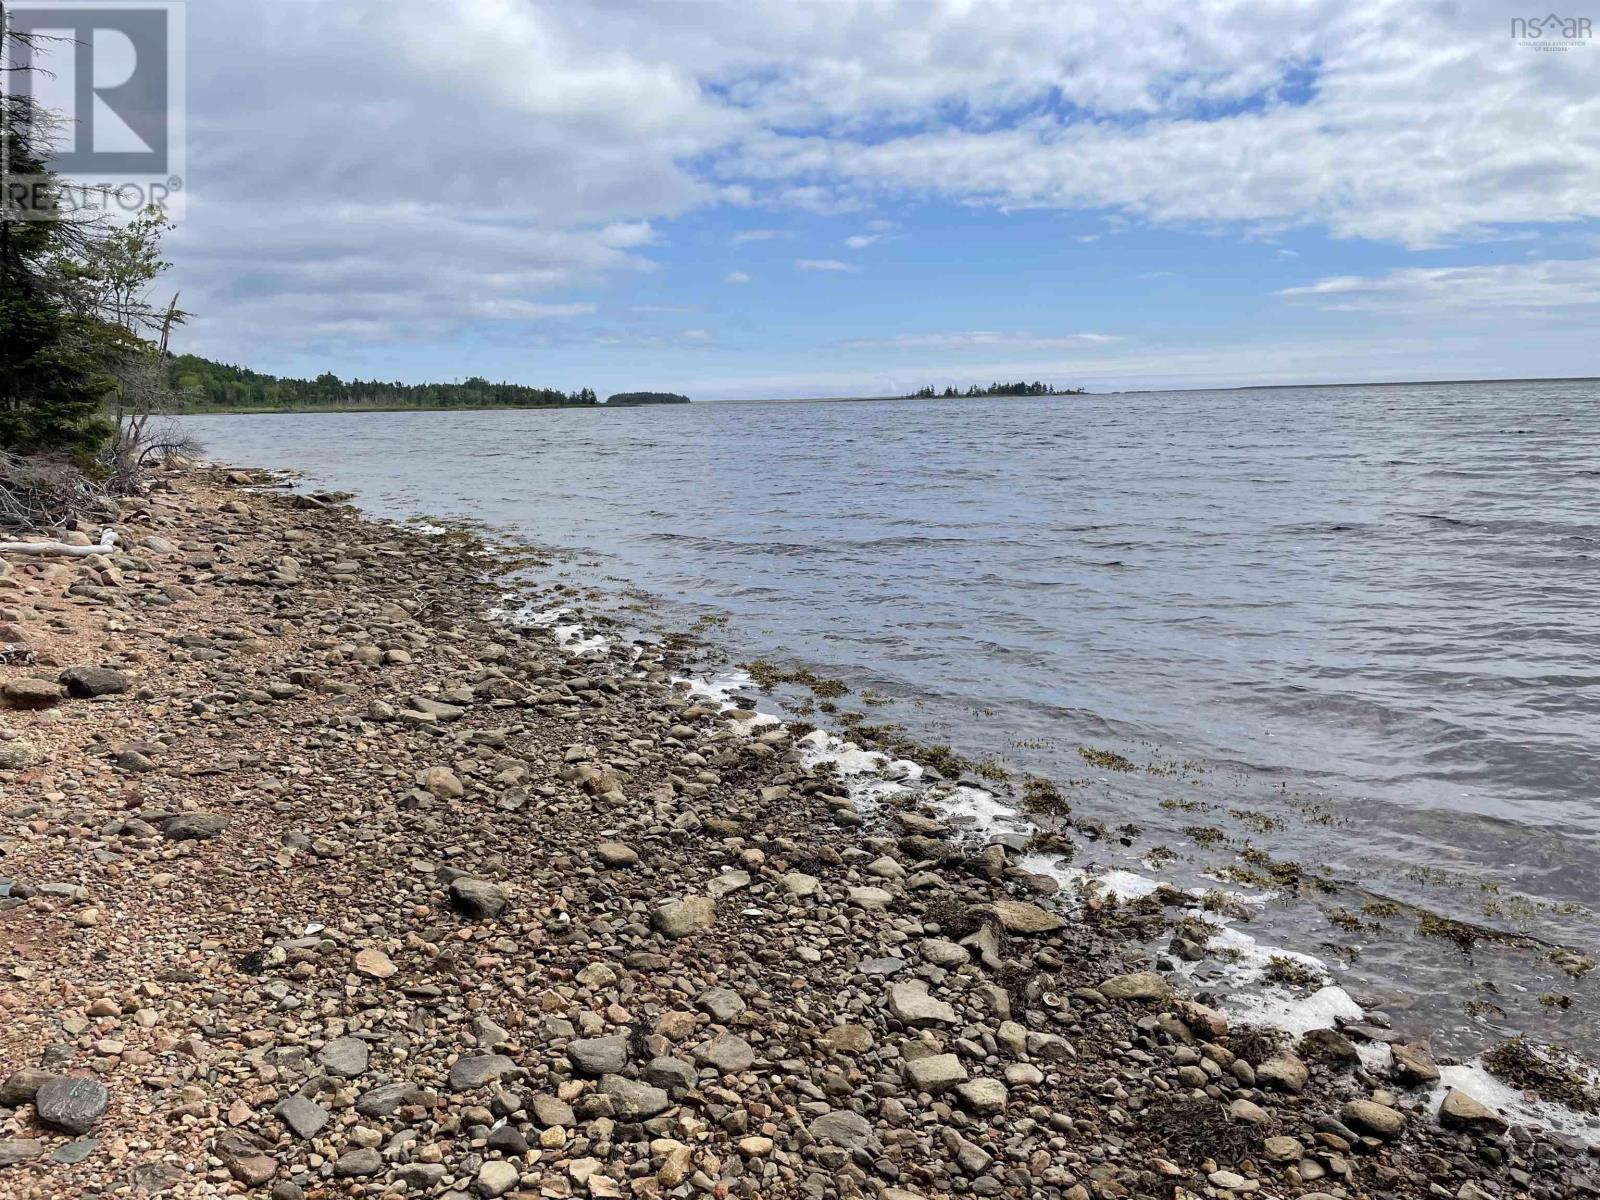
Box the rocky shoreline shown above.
[0,468,1594,1200]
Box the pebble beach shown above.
[0,467,1595,1200]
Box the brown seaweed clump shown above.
[1139,1096,1260,1166]
[1483,1038,1600,1114]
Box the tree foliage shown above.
[168,356,599,411]
[903,381,1086,399]
[1,19,185,471]
[0,24,115,458]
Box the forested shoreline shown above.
[903,381,1086,399]
[168,355,599,412]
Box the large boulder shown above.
[449,1054,516,1091]
[653,895,716,938]
[449,878,508,920]
[567,1036,627,1077]
[59,666,130,699]
[599,1074,669,1119]
[990,899,1064,934]
[885,980,957,1026]
[1098,972,1172,1002]
[162,813,227,841]
[1256,1051,1310,1094]
[33,1076,108,1134]
[0,679,62,710]
[1437,1088,1507,1133]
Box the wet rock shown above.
[34,1075,109,1134]
[1301,1026,1360,1065]
[1438,1088,1508,1133]
[1392,1042,1441,1084]
[1342,1098,1406,1139]
[1257,1050,1310,1094]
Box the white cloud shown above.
[844,234,880,248]
[1074,234,1100,244]
[1278,258,1600,311]
[724,270,752,284]
[839,331,1122,350]
[102,0,1600,365]
[797,258,860,272]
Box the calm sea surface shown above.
[184,380,1600,1057]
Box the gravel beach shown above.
[0,467,1594,1200]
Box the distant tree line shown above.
[903,381,1085,399]
[168,355,598,410]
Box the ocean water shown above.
[183,379,1600,1063]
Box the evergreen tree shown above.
[0,20,114,457]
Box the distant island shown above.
[607,392,692,406]
[903,380,1085,399]
[170,354,599,412]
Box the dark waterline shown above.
[183,378,1600,1057]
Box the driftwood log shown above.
[0,528,119,558]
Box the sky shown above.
[83,1,1600,397]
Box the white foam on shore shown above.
[1433,1062,1600,1142]
[512,605,612,655]
[675,669,755,707]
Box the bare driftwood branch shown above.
[0,527,117,557]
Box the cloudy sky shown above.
[128,1,1600,395]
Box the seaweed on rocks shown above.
[1223,1026,1288,1066]
[1139,1096,1260,1166]
[1482,1037,1600,1113]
